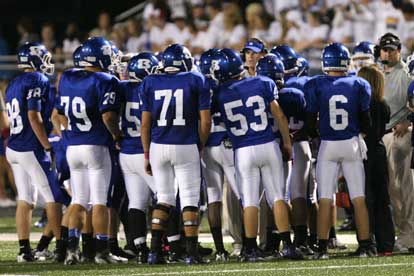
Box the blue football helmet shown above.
[73,45,83,68]
[296,55,309,77]
[351,41,375,72]
[127,52,160,81]
[199,48,219,76]
[162,44,193,72]
[322,43,350,72]
[210,48,244,83]
[270,45,298,74]
[79,37,113,71]
[256,54,285,83]
[17,42,55,75]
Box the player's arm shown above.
[0,92,8,132]
[102,111,122,142]
[141,111,152,175]
[270,100,292,160]
[51,108,62,137]
[28,110,52,150]
[305,112,319,139]
[199,109,211,147]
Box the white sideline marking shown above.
[122,262,414,276]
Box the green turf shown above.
[0,217,42,233]
[0,241,413,276]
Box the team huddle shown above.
[3,33,395,266]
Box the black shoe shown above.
[339,219,355,231]
[239,248,265,263]
[17,252,35,263]
[198,243,213,256]
[281,245,304,260]
[298,245,314,256]
[53,247,66,263]
[148,251,166,265]
[110,246,135,260]
[313,250,329,260]
[136,248,149,264]
[214,250,230,262]
[185,254,210,265]
[350,245,377,258]
[328,238,347,250]
[167,251,185,263]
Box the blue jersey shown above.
[285,76,312,91]
[305,75,371,141]
[43,85,57,135]
[118,80,144,154]
[140,72,211,145]
[206,78,227,147]
[216,76,278,149]
[57,69,120,146]
[6,72,50,151]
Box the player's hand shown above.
[281,142,293,162]
[393,121,410,138]
[145,158,152,176]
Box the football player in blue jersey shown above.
[5,42,63,262]
[256,53,313,256]
[351,41,376,74]
[199,48,241,261]
[57,37,124,265]
[304,43,374,259]
[212,48,303,262]
[140,44,211,265]
[118,52,159,264]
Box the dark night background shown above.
[0,0,146,53]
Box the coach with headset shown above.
[376,32,414,252]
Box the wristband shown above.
[144,152,149,160]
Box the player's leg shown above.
[148,143,175,264]
[342,138,373,256]
[120,153,152,263]
[174,144,204,264]
[88,145,119,264]
[290,142,311,252]
[7,148,36,262]
[65,145,90,265]
[202,146,227,260]
[234,146,261,261]
[260,141,302,260]
[80,209,94,262]
[315,141,340,259]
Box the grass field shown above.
[0,214,412,276]
[1,240,414,276]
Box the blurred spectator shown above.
[349,0,376,43]
[16,17,39,47]
[328,4,353,44]
[149,9,179,52]
[285,10,305,46]
[245,3,282,45]
[111,23,128,51]
[190,0,209,30]
[372,0,405,41]
[125,19,146,53]
[216,2,246,50]
[295,9,329,52]
[400,3,414,53]
[90,11,112,39]
[171,11,192,46]
[41,22,62,55]
[143,0,171,22]
[262,0,299,18]
[204,0,223,49]
[62,22,82,67]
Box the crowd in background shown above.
[2,0,414,68]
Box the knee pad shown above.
[151,204,171,228]
[182,206,199,227]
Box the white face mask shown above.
[351,57,374,72]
